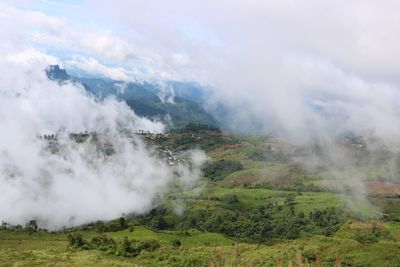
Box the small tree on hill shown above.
[25,220,38,234]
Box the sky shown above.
[2,0,400,141]
[4,0,400,81]
[2,0,400,83]
[2,0,400,147]
[0,0,223,82]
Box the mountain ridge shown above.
[45,65,218,129]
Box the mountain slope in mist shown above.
[2,126,400,266]
[46,65,218,129]
[0,60,208,229]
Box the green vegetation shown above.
[1,223,400,266]
[202,159,243,181]
[2,125,400,266]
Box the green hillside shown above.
[2,125,400,266]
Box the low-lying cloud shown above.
[2,1,400,222]
[0,51,205,229]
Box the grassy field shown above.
[1,223,400,266]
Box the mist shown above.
[65,0,400,142]
[0,51,206,229]
[2,1,400,224]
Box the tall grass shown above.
[209,249,343,267]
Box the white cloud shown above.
[0,3,207,228]
[5,48,61,67]
[5,0,398,142]
[3,0,400,219]
[66,56,131,81]
[89,0,400,140]
[79,32,137,62]
[0,48,209,229]
[171,53,189,66]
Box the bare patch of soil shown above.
[365,181,400,196]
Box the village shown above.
[135,130,185,166]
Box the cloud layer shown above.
[7,0,398,142]
[2,1,400,224]
[0,14,205,227]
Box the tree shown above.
[119,217,127,229]
[149,216,168,230]
[25,220,38,234]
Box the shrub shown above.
[149,216,168,230]
[120,236,139,257]
[355,233,378,244]
[202,160,243,181]
[91,235,117,251]
[68,233,86,248]
[171,239,182,248]
[302,250,317,262]
[223,194,240,204]
[118,238,161,257]
[97,217,128,232]
[139,239,161,252]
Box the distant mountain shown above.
[168,81,207,104]
[45,65,70,81]
[45,65,218,129]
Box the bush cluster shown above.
[137,198,345,242]
[67,233,161,257]
[202,160,243,181]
